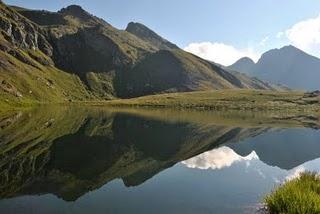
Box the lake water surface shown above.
[0,107,320,214]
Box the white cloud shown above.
[285,14,320,56]
[182,146,259,170]
[183,42,260,66]
[259,36,269,46]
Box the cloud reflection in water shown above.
[182,146,259,170]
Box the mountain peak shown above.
[278,45,301,52]
[253,45,320,90]
[264,45,301,55]
[60,5,84,12]
[127,22,146,29]
[58,5,92,20]
[281,44,296,49]
[235,57,255,65]
[228,57,255,74]
[126,22,179,50]
[126,22,160,39]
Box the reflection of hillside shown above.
[16,114,269,201]
[0,107,319,201]
[0,107,88,198]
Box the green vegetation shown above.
[104,90,320,114]
[265,172,320,214]
[0,50,92,108]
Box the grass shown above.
[102,90,320,114]
[264,172,320,214]
[0,41,93,110]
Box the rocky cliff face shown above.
[0,3,94,103]
[0,3,52,64]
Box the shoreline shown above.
[1,90,319,115]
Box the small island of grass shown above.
[264,172,320,214]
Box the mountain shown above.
[0,3,91,104]
[0,2,279,105]
[228,45,320,90]
[228,57,255,75]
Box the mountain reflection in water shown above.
[0,107,320,214]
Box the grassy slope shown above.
[265,172,320,214]
[0,106,89,197]
[0,3,96,110]
[0,50,92,111]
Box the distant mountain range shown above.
[0,2,279,104]
[228,45,320,91]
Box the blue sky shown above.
[4,0,320,65]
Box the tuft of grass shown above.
[264,171,320,214]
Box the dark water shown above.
[0,107,320,214]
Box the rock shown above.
[0,3,53,58]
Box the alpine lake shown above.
[0,106,319,214]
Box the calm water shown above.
[0,107,320,214]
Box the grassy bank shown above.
[0,94,38,113]
[264,172,320,214]
[102,90,320,114]
[2,90,320,114]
